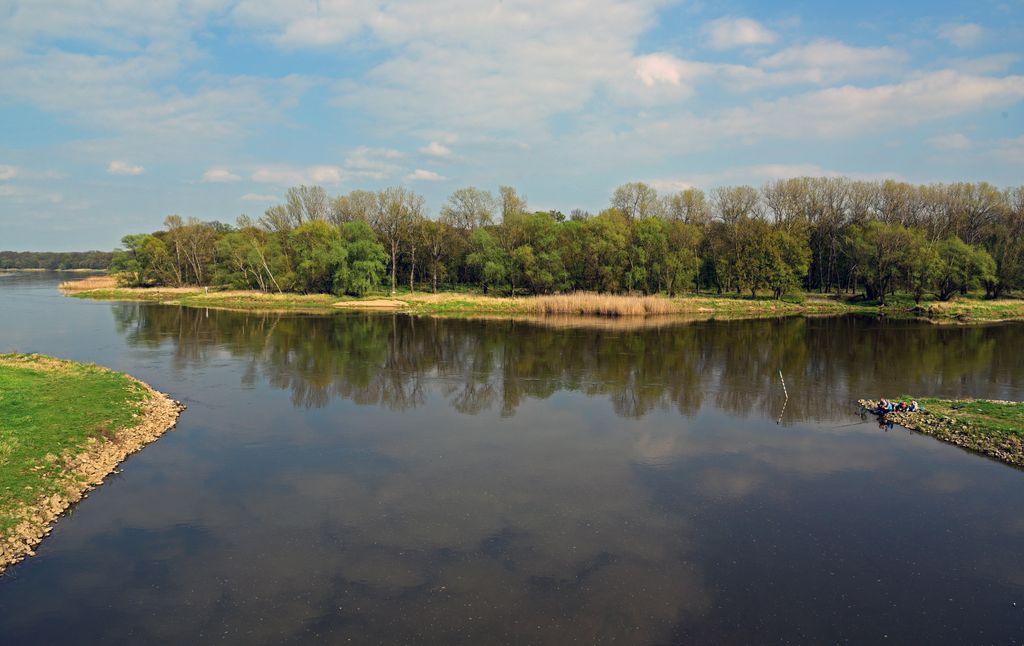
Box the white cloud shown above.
[758,40,905,81]
[306,166,345,184]
[0,42,315,162]
[716,70,1024,139]
[651,164,898,191]
[420,142,452,157]
[647,178,696,192]
[202,167,241,183]
[407,169,446,181]
[344,146,403,179]
[947,54,1020,75]
[636,53,686,87]
[0,165,64,181]
[940,23,984,48]
[107,160,144,175]
[703,17,776,50]
[286,0,664,133]
[927,133,971,150]
[251,165,345,186]
[241,193,278,202]
[0,183,65,204]
[617,69,1024,164]
[633,53,716,94]
[993,135,1024,164]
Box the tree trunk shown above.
[409,245,416,293]
[390,241,397,295]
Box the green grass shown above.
[69,283,1024,324]
[914,397,1024,438]
[0,355,150,532]
[867,395,1024,467]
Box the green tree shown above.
[629,217,668,293]
[768,229,811,299]
[516,212,567,294]
[933,237,996,301]
[289,221,348,295]
[579,211,629,292]
[845,220,916,304]
[341,220,388,296]
[112,234,163,287]
[662,220,702,296]
[903,237,940,304]
[466,228,508,294]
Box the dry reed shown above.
[525,292,679,317]
[59,275,117,292]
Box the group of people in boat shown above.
[876,398,919,414]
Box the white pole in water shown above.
[776,370,789,425]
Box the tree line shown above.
[0,250,113,270]
[111,178,1024,302]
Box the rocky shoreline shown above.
[0,362,184,574]
[858,399,1024,468]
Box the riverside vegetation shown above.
[69,177,1024,319]
[65,275,1024,322]
[860,398,1024,467]
[0,354,182,573]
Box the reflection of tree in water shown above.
[112,304,1022,420]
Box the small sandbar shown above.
[333,299,409,309]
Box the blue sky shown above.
[1,0,1022,251]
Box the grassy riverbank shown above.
[62,275,1024,323]
[859,398,1024,467]
[0,354,182,573]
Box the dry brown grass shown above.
[524,292,680,317]
[58,275,117,292]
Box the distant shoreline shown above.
[60,276,1024,324]
[1,268,103,273]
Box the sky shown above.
[1,0,1023,251]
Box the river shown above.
[1,271,1022,644]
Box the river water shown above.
[1,271,1022,644]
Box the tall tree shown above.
[371,187,424,294]
[441,187,497,231]
[286,185,329,224]
[713,186,763,224]
[418,218,454,293]
[329,190,377,227]
[499,186,528,221]
[662,188,710,225]
[611,182,660,219]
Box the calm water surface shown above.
[1,272,1023,644]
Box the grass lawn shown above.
[0,354,149,534]
[863,396,1024,467]
[914,397,1024,439]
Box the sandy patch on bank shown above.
[333,299,409,309]
[0,358,184,574]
